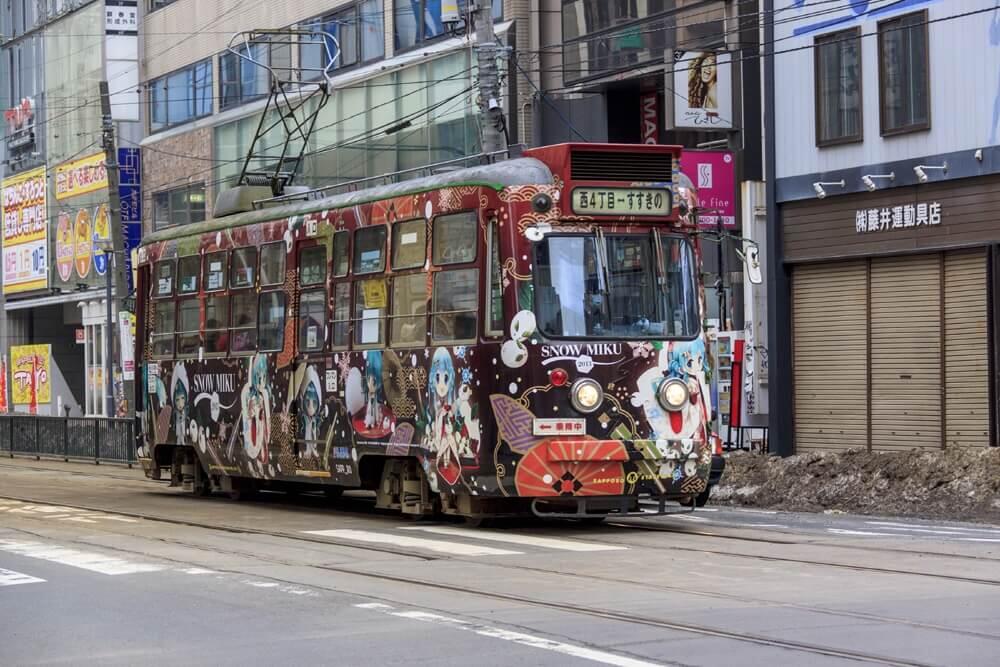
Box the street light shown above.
[94,240,115,419]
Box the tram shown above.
[135,142,724,519]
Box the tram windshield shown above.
[533,233,699,340]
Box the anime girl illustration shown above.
[350,351,395,439]
[632,339,712,442]
[170,363,190,445]
[241,353,271,466]
[424,348,463,485]
[298,365,323,457]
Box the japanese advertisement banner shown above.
[680,150,736,229]
[10,344,52,406]
[1,166,49,295]
[55,152,108,201]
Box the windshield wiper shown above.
[594,229,613,329]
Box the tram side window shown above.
[260,242,286,286]
[392,219,426,269]
[178,256,201,293]
[154,260,175,297]
[353,225,387,274]
[432,269,478,343]
[332,230,350,277]
[151,303,175,357]
[230,291,257,353]
[487,222,503,336]
[176,298,201,355]
[204,251,227,292]
[331,283,351,349]
[205,295,229,353]
[432,211,477,265]
[230,247,256,288]
[355,278,386,346]
[391,273,427,347]
[299,245,326,286]
[258,291,287,351]
[299,290,326,351]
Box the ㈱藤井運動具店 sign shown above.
[1,166,48,295]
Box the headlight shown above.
[658,378,689,411]
[570,378,604,414]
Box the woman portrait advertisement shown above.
[687,52,718,110]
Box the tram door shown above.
[293,239,329,470]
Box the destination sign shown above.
[571,187,672,216]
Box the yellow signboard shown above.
[362,278,387,308]
[1,166,48,294]
[10,344,52,405]
[55,152,108,200]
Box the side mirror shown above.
[737,241,763,285]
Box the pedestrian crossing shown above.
[0,539,165,575]
[0,567,45,587]
[303,525,627,556]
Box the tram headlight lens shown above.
[570,379,604,414]
[658,379,689,411]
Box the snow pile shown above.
[711,447,1000,522]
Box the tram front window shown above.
[533,233,699,339]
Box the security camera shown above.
[862,176,876,192]
[813,183,826,199]
[914,166,928,183]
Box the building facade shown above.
[139,0,508,239]
[1,0,141,416]
[769,0,1000,454]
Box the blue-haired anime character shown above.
[299,365,323,454]
[425,348,461,465]
[363,351,384,429]
[170,362,189,445]
[241,353,271,465]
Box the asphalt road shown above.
[1,457,998,667]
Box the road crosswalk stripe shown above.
[302,529,523,556]
[400,526,627,552]
[0,540,165,575]
[0,567,44,587]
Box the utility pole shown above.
[99,81,130,418]
[473,1,506,156]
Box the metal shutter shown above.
[944,249,990,448]
[793,261,869,451]
[870,255,942,450]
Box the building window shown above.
[394,0,502,51]
[149,59,212,131]
[152,183,207,231]
[302,0,384,75]
[878,11,930,136]
[220,42,270,110]
[814,27,862,146]
[148,0,178,11]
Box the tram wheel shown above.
[228,480,257,502]
[324,486,344,499]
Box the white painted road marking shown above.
[826,529,897,537]
[867,521,1000,535]
[356,603,667,667]
[303,529,523,556]
[400,526,627,552]
[0,541,164,575]
[0,500,137,524]
[0,568,45,587]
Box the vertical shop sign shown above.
[118,148,142,295]
[10,344,52,407]
[639,92,659,144]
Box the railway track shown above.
[2,490,999,667]
[1,514,955,667]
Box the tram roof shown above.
[142,157,554,245]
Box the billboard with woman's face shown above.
[672,51,733,130]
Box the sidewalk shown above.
[0,454,147,479]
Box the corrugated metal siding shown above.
[869,255,942,450]
[944,249,990,447]
[793,261,869,451]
